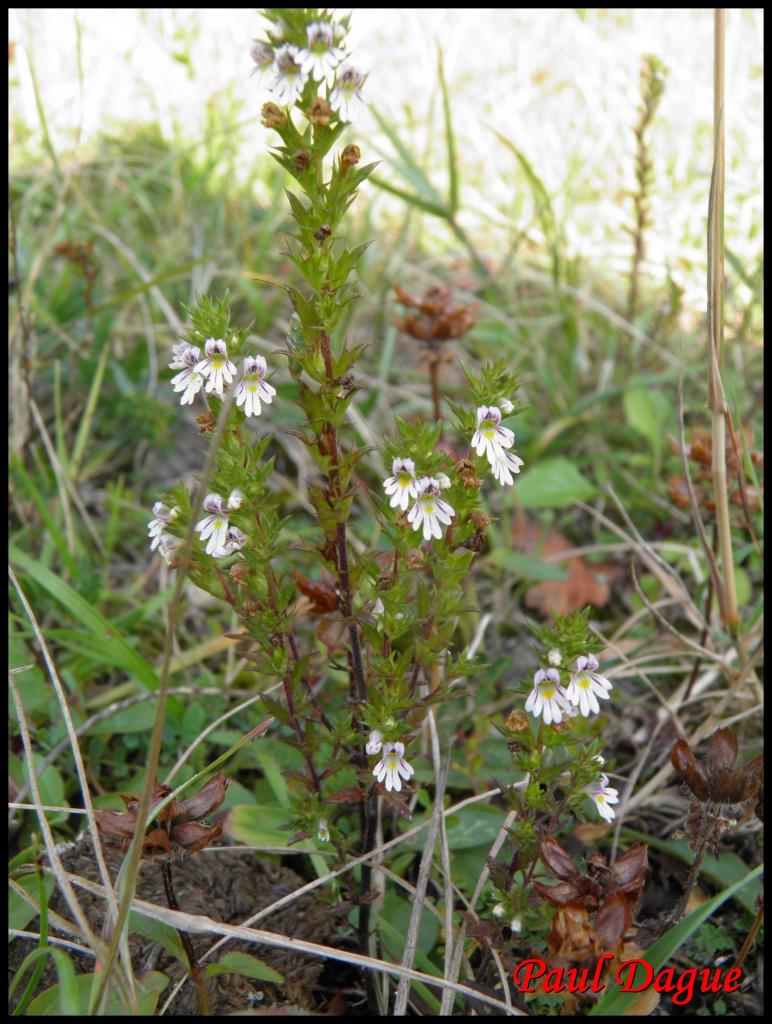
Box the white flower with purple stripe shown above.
[407,477,455,541]
[170,343,204,405]
[194,338,237,397]
[250,41,274,80]
[195,493,231,555]
[565,654,613,717]
[271,44,308,105]
[148,502,178,551]
[299,21,343,79]
[372,741,414,793]
[235,355,276,417]
[491,448,524,486]
[330,63,365,121]
[471,406,515,464]
[525,668,570,726]
[383,457,419,512]
[587,773,619,822]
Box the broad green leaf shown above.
[510,457,596,509]
[488,549,569,582]
[9,546,160,691]
[623,386,671,457]
[589,862,763,1016]
[9,873,56,931]
[382,890,439,959]
[9,948,78,1015]
[127,912,186,965]
[223,804,293,847]
[204,951,283,984]
[9,753,67,825]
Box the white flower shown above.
[587,773,619,823]
[148,502,178,551]
[383,457,419,512]
[434,472,452,490]
[524,668,570,726]
[317,818,330,842]
[407,477,455,541]
[565,654,613,717]
[366,730,383,756]
[169,341,198,370]
[195,492,231,556]
[227,489,244,510]
[299,21,343,79]
[158,532,182,566]
[499,397,515,415]
[471,406,515,465]
[211,526,248,558]
[250,40,274,79]
[372,598,385,618]
[330,63,365,121]
[492,902,507,919]
[373,741,414,793]
[490,448,524,486]
[510,915,523,933]
[194,338,237,397]
[170,344,204,405]
[547,649,563,667]
[271,44,308,105]
[593,753,606,767]
[235,355,276,417]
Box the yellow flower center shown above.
[543,688,555,698]
[424,502,435,513]
[578,675,591,689]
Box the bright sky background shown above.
[9,9,764,307]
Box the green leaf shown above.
[511,457,596,509]
[488,549,569,582]
[622,828,762,914]
[437,48,459,214]
[375,914,442,1013]
[127,912,186,965]
[9,873,56,931]
[589,862,763,1016]
[623,386,671,457]
[204,951,283,984]
[25,968,168,1015]
[9,753,68,825]
[9,546,160,691]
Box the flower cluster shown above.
[366,731,414,793]
[250,19,365,122]
[168,340,275,418]
[383,459,455,541]
[471,404,523,487]
[525,652,613,726]
[195,491,248,558]
[147,502,181,565]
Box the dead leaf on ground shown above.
[511,518,625,617]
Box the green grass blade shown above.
[369,175,451,219]
[589,862,763,1015]
[9,545,160,691]
[437,48,459,214]
[369,105,446,206]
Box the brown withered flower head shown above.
[671,727,763,849]
[393,284,477,343]
[534,837,648,965]
[668,425,763,522]
[95,773,229,858]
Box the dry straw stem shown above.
[706,8,740,637]
[8,568,136,1007]
[160,786,518,1014]
[393,720,450,1015]
[90,383,238,1014]
[56,868,525,1016]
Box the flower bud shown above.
[340,143,361,177]
[505,709,530,733]
[309,96,332,126]
[293,148,311,172]
[196,411,217,433]
[261,102,285,129]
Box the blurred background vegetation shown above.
[8,11,763,1004]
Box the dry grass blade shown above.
[393,741,450,1015]
[440,809,518,1014]
[62,870,526,1016]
